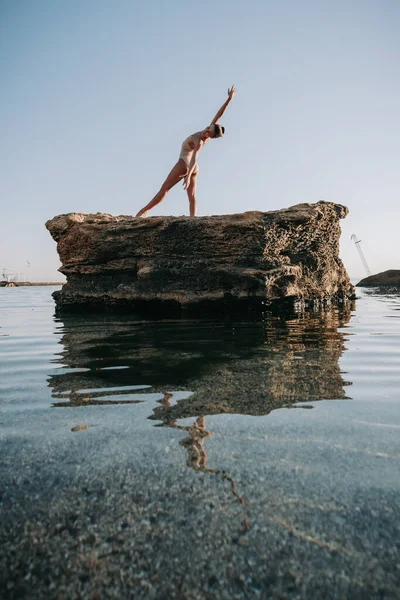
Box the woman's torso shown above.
[179,131,207,166]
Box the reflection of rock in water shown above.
[48,307,353,530]
[152,307,353,423]
[49,306,353,416]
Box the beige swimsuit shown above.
[179,135,199,174]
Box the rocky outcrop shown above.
[357,270,400,287]
[45,201,354,313]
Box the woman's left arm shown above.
[211,85,236,124]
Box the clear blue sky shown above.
[1,0,399,281]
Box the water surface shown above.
[1,286,399,599]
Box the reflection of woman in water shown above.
[180,416,213,471]
[136,86,237,218]
[156,393,249,528]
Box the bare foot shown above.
[135,210,148,218]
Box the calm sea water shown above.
[1,285,400,598]
[1,286,400,411]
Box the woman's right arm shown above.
[184,140,203,190]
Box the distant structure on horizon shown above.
[1,268,29,283]
[2,268,19,283]
[351,234,371,276]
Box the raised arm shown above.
[211,85,237,125]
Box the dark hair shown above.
[214,124,225,138]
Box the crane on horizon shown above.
[351,234,371,277]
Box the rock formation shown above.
[357,270,400,287]
[46,201,354,313]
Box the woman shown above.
[136,85,236,218]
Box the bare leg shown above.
[136,160,187,217]
[186,171,198,217]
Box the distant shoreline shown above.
[0,282,64,287]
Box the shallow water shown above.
[1,286,400,599]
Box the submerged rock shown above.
[45,201,354,313]
[357,270,400,287]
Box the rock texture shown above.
[46,201,354,313]
[357,269,400,287]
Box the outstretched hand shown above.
[228,85,236,99]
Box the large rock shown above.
[357,270,400,287]
[46,201,354,313]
